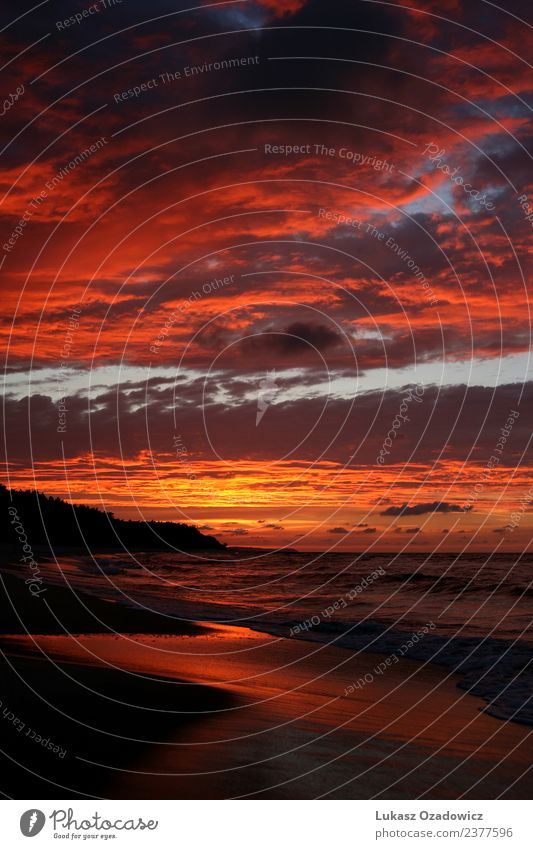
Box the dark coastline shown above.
[1,483,225,551]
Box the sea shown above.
[34,549,533,726]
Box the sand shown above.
[0,565,531,799]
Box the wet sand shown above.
[1,625,531,799]
[0,567,531,799]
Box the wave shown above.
[260,617,533,727]
[36,554,533,728]
[376,572,531,598]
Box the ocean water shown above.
[27,550,533,726]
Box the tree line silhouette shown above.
[1,483,224,550]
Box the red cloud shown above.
[256,0,308,17]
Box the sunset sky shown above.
[2,0,532,550]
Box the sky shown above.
[1,0,532,551]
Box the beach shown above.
[0,564,531,800]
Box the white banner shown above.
[1,799,530,848]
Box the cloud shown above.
[2,0,533,552]
[243,322,342,360]
[381,501,470,516]
[256,0,308,16]
[278,322,342,354]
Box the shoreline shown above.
[1,626,532,799]
[1,566,531,799]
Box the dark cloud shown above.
[242,322,342,359]
[1,0,532,546]
[277,322,342,354]
[2,381,531,472]
[381,501,471,516]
